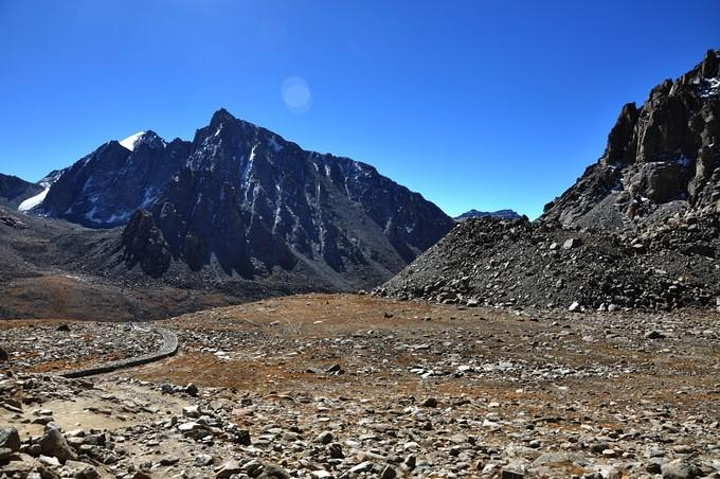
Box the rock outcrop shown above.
[543,49,720,229]
[379,50,720,311]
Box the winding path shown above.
[59,327,179,378]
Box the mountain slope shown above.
[542,49,720,229]
[25,109,454,290]
[0,174,43,209]
[0,204,325,320]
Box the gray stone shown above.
[661,459,699,479]
[159,456,179,466]
[315,431,334,445]
[195,454,214,466]
[0,427,21,452]
[0,447,13,462]
[216,460,243,478]
[185,383,199,397]
[501,469,525,479]
[563,238,582,249]
[327,442,344,459]
[645,330,666,339]
[381,465,396,479]
[39,425,77,462]
[348,461,375,474]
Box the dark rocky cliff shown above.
[542,49,720,229]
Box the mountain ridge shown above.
[454,209,521,221]
[15,108,454,291]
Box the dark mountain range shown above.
[454,209,521,221]
[19,109,454,291]
[0,174,43,209]
[379,50,720,311]
[542,49,720,230]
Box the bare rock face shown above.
[543,50,720,229]
[120,210,172,278]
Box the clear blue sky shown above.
[1,1,718,218]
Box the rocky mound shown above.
[378,213,720,311]
[543,49,720,230]
[380,50,720,311]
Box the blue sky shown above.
[1,1,718,218]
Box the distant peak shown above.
[210,108,238,127]
[455,209,521,221]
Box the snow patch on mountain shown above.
[119,132,146,151]
[18,187,50,212]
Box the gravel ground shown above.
[1,294,719,478]
[0,321,163,373]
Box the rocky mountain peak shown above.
[208,107,237,128]
[542,49,720,229]
[454,209,521,222]
[23,108,453,290]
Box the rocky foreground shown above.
[1,294,719,478]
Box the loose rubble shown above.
[377,214,720,311]
[0,322,162,372]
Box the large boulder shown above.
[0,427,20,452]
[39,424,77,462]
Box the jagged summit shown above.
[118,130,166,151]
[542,49,720,229]
[208,107,237,127]
[20,108,454,290]
[119,131,146,151]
